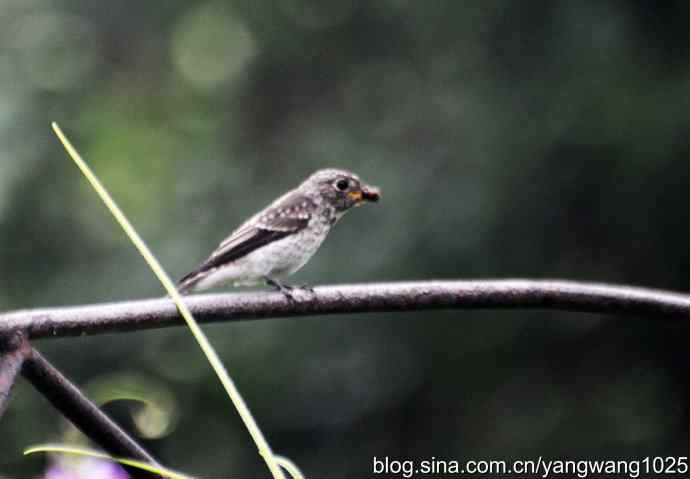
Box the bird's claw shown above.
[280,288,296,302]
[264,277,314,301]
[295,283,315,293]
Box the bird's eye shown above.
[335,179,349,191]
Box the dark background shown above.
[1,1,689,477]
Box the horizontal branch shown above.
[2,280,690,340]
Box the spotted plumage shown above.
[178,168,380,294]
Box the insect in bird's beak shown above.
[348,186,380,206]
[360,185,381,203]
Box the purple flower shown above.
[44,456,130,479]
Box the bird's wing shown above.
[178,192,316,287]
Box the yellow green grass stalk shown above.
[50,123,300,479]
[25,444,193,479]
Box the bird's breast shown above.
[243,222,329,278]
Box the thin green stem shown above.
[51,123,291,479]
[25,445,192,479]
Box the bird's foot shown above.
[264,277,298,301]
[264,277,315,301]
[293,283,315,293]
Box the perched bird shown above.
[178,168,380,297]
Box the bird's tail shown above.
[177,270,204,294]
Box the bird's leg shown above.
[264,277,315,299]
[264,276,296,301]
[294,283,315,293]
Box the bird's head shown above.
[303,168,380,211]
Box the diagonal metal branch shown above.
[0,331,30,418]
[21,348,162,478]
[1,280,690,340]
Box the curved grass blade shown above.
[276,456,306,479]
[51,123,292,479]
[24,444,193,479]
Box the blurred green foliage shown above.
[1,0,690,477]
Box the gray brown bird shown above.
[178,168,380,296]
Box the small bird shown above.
[178,168,380,297]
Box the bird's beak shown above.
[347,184,381,204]
[360,184,381,202]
